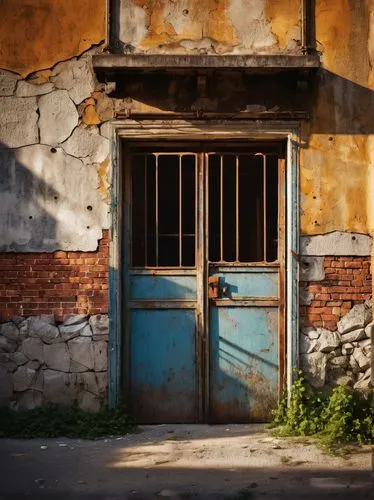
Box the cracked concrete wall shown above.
[116,0,301,54]
[0,1,111,252]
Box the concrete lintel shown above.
[300,232,372,256]
[92,54,320,72]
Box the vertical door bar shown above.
[235,155,239,262]
[220,155,223,262]
[278,158,286,394]
[144,156,148,266]
[155,154,159,266]
[179,155,182,267]
[196,152,205,422]
[263,154,267,263]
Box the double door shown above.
[124,143,285,423]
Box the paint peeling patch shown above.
[97,157,110,202]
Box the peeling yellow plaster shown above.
[265,0,300,50]
[0,0,106,77]
[97,157,110,202]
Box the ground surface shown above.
[0,424,372,499]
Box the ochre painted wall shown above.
[300,0,374,237]
[0,0,106,77]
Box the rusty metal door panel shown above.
[130,274,197,300]
[130,308,197,423]
[209,305,279,423]
[208,267,278,298]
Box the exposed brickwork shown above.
[300,256,372,330]
[0,231,109,321]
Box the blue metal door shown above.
[125,146,285,423]
[207,153,285,422]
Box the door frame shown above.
[107,120,300,410]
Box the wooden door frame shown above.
[107,120,300,409]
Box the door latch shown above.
[208,275,220,299]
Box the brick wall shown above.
[0,231,109,321]
[300,256,372,331]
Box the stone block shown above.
[300,335,318,354]
[352,348,371,371]
[341,328,367,344]
[62,125,109,163]
[62,314,88,326]
[59,321,89,341]
[68,337,94,371]
[93,341,107,372]
[0,70,19,96]
[77,391,101,412]
[349,355,361,374]
[0,96,38,148]
[43,370,76,405]
[341,343,354,355]
[44,343,70,372]
[16,81,54,97]
[329,355,349,368]
[30,370,44,393]
[300,352,327,388]
[302,327,321,340]
[318,329,340,353]
[0,365,13,402]
[96,371,108,399]
[299,286,314,306]
[337,304,372,334]
[29,318,60,344]
[39,90,79,145]
[13,365,37,392]
[299,256,325,281]
[22,337,44,363]
[81,324,93,337]
[72,372,99,396]
[51,57,95,105]
[0,336,17,353]
[16,390,43,410]
[364,321,374,339]
[0,322,19,342]
[89,314,109,337]
[354,369,372,391]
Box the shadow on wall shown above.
[0,141,109,320]
[0,142,58,252]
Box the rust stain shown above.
[97,156,110,202]
[265,0,300,50]
[0,0,106,77]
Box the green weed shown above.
[0,404,134,439]
[271,371,374,453]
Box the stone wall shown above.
[0,231,109,321]
[300,301,372,392]
[0,313,108,411]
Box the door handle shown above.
[208,276,229,299]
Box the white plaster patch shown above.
[0,70,19,96]
[39,90,79,145]
[0,96,38,148]
[0,145,108,252]
[51,56,96,105]
[228,0,277,52]
[61,125,109,163]
[300,232,372,256]
[118,0,148,49]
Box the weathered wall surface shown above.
[0,314,108,411]
[115,0,301,54]
[0,0,106,77]
[0,0,111,252]
[300,0,374,237]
